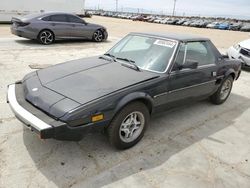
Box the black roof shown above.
[131,32,210,42]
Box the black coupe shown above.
[7,32,241,149]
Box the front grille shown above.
[240,48,250,57]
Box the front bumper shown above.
[227,47,250,66]
[102,29,108,40]
[7,84,105,141]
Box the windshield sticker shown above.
[154,40,176,48]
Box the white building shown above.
[0,0,85,22]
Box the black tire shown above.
[107,102,150,150]
[38,30,54,45]
[210,76,233,105]
[92,29,104,42]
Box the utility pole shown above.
[172,0,177,16]
[98,0,100,10]
[115,0,118,12]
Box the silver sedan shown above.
[11,12,108,44]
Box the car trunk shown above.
[11,17,30,27]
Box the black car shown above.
[7,32,241,149]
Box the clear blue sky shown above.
[86,0,250,19]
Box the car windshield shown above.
[107,35,177,72]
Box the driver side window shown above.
[186,41,216,66]
[172,41,216,72]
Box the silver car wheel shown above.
[119,111,145,143]
[40,31,54,44]
[220,79,232,100]
[93,30,103,42]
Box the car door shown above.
[165,41,218,104]
[48,14,71,38]
[67,15,90,38]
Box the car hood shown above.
[239,39,250,49]
[37,56,159,105]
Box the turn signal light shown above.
[91,114,104,122]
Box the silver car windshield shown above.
[107,35,177,73]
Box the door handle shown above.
[51,23,56,26]
[211,72,217,77]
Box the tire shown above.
[107,102,150,150]
[38,30,54,45]
[92,29,104,42]
[210,76,233,105]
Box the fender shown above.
[225,68,236,80]
[114,92,154,115]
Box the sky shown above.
[85,0,250,19]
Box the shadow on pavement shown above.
[23,93,250,188]
[14,38,112,47]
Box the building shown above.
[0,0,85,22]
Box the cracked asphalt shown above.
[0,16,250,188]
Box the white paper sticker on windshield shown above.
[154,40,176,48]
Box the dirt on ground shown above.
[1,16,249,48]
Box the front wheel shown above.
[107,102,150,150]
[210,76,233,105]
[92,29,104,42]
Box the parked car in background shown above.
[218,22,230,30]
[160,18,169,24]
[227,39,250,67]
[166,18,178,25]
[11,12,108,44]
[198,20,210,28]
[241,24,250,32]
[230,22,242,31]
[148,16,157,23]
[190,20,200,27]
[153,17,164,23]
[176,19,186,25]
[207,22,220,29]
[92,11,249,32]
[7,32,241,149]
[144,16,154,22]
[84,11,93,18]
[132,15,146,21]
[183,20,192,26]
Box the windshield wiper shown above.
[103,53,117,62]
[117,57,141,71]
[99,56,113,62]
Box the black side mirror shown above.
[178,60,198,70]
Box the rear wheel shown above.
[107,102,150,150]
[92,29,104,42]
[210,76,233,105]
[38,30,54,45]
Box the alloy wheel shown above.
[119,111,145,143]
[93,30,103,42]
[40,31,54,44]
[220,79,232,100]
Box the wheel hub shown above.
[94,30,103,42]
[40,31,53,44]
[220,79,232,100]
[119,111,145,143]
